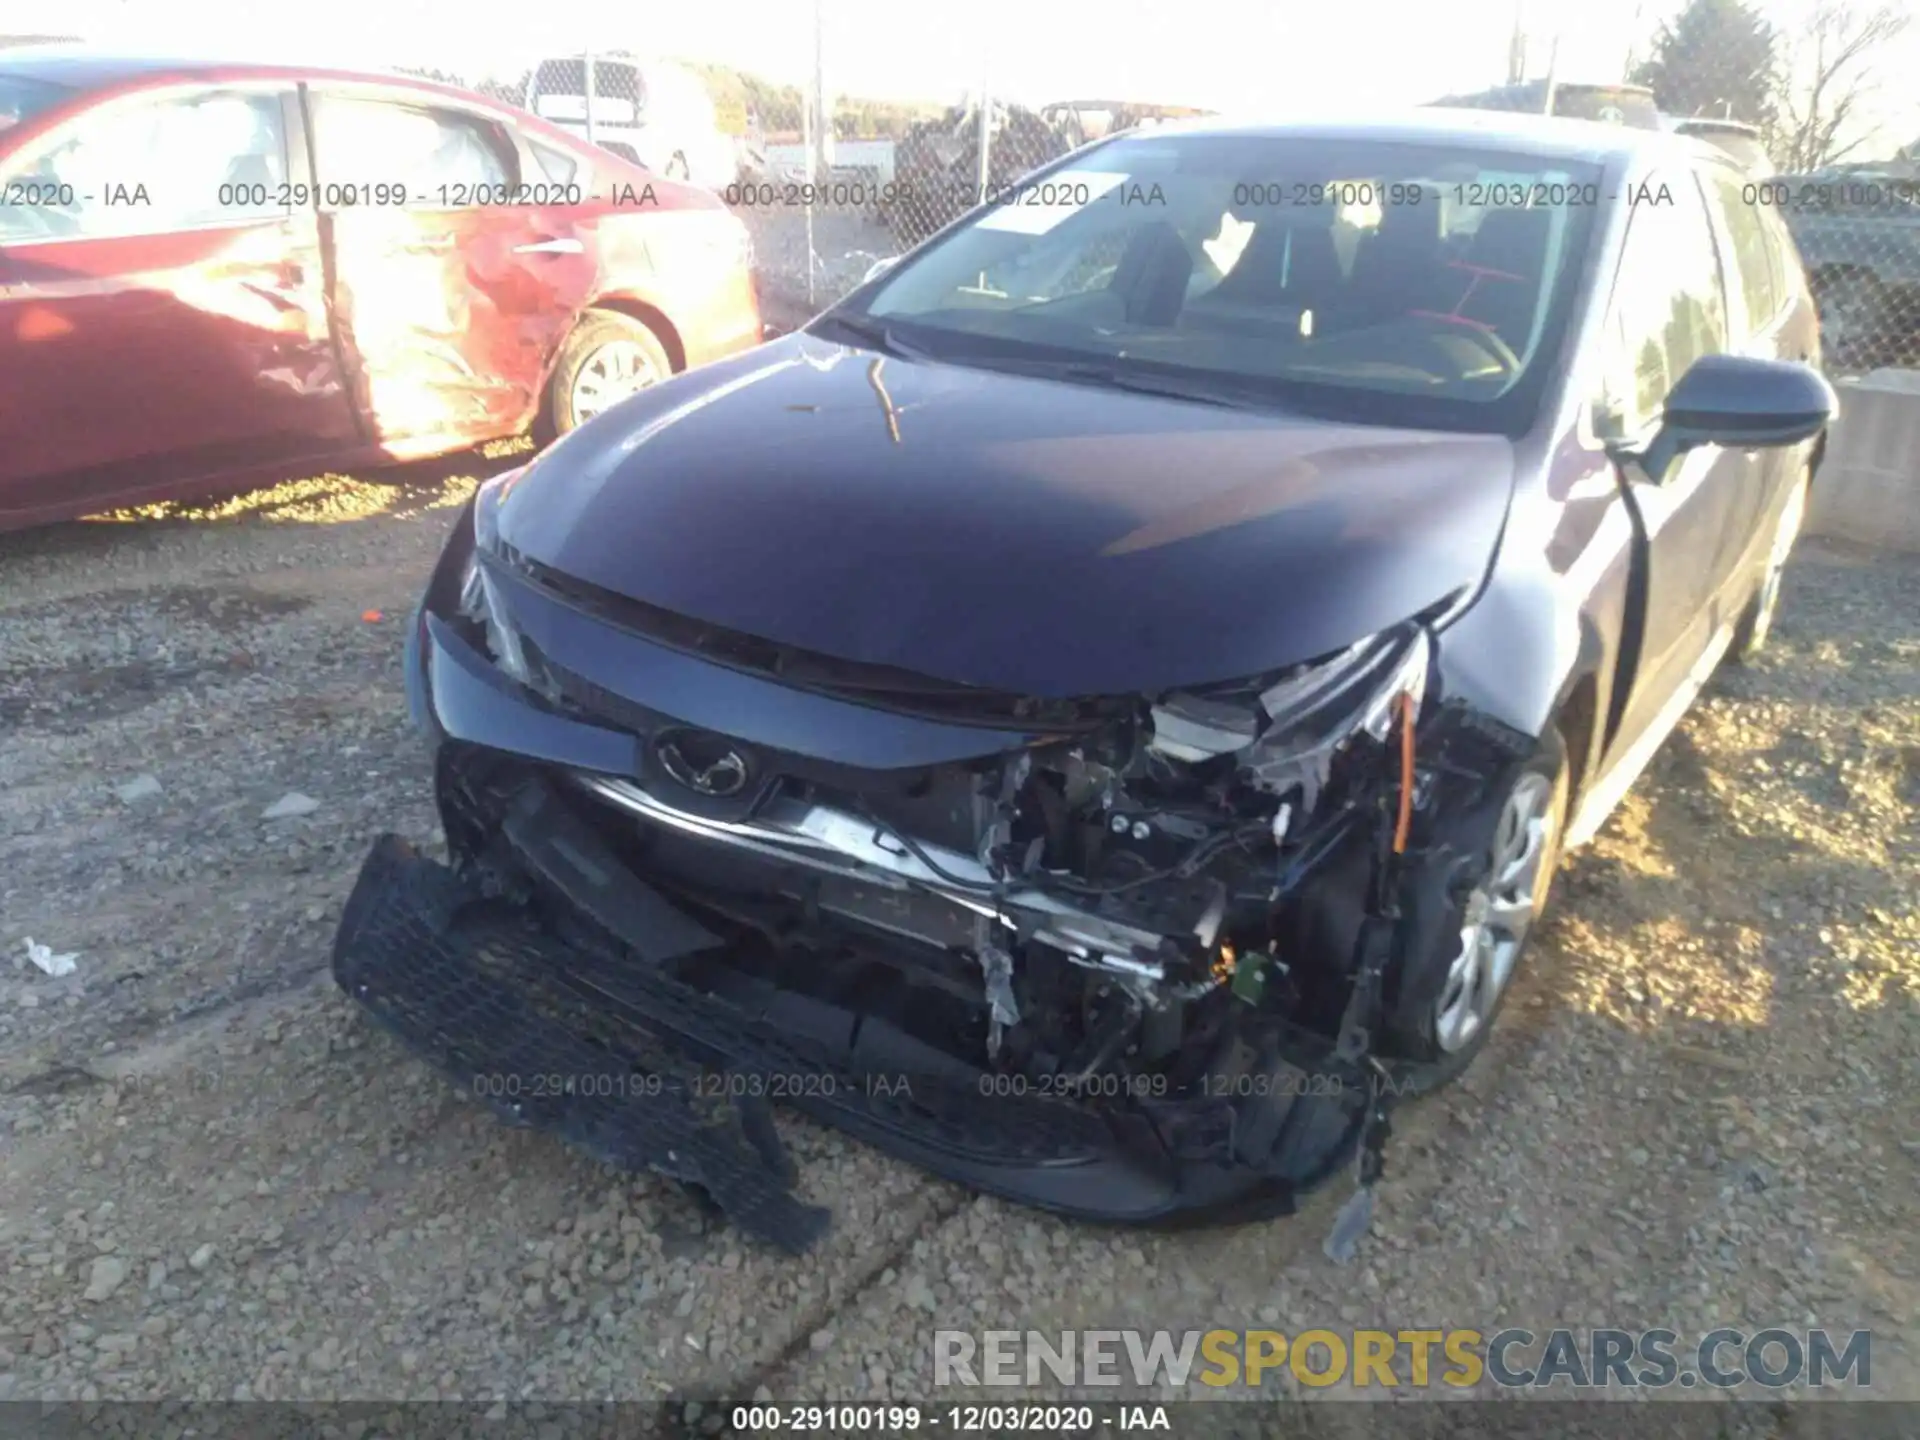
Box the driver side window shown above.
[1593,174,1728,440]
[0,89,289,243]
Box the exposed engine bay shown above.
[447,544,1451,1096]
[327,530,1536,1253]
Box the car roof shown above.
[0,43,466,93]
[1117,109,1723,168]
[1671,117,1763,137]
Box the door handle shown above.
[513,237,585,255]
[241,279,310,315]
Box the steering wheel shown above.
[1408,311,1523,375]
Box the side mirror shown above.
[1637,354,1838,482]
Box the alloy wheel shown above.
[569,340,660,424]
[1432,765,1567,1053]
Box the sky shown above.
[6,0,1917,153]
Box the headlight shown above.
[457,473,534,688]
[1253,628,1430,747]
[457,547,486,617]
[471,466,520,556]
[1147,626,1432,814]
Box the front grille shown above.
[505,554,1120,731]
[524,641,670,739]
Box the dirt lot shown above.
[0,458,1915,1420]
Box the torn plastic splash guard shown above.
[331,834,1374,1254]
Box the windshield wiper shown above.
[969,356,1280,412]
[810,311,934,361]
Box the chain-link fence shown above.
[381,35,1920,378]
[1766,171,1920,373]
[386,52,1227,333]
[1429,74,1920,376]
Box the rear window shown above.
[528,138,579,185]
[0,73,72,131]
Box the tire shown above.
[1382,726,1571,1093]
[1729,468,1811,665]
[537,311,673,443]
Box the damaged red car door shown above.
[0,83,356,525]
[305,86,597,454]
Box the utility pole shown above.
[1542,32,1561,115]
[583,50,597,148]
[810,0,828,182]
[802,0,820,305]
[976,54,992,205]
[1508,0,1529,84]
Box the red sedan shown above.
[0,47,764,532]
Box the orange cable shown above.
[1392,690,1417,854]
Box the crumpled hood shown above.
[494,333,1517,698]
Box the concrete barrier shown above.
[1807,368,1920,553]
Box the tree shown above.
[1772,2,1913,171]
[1630,0,1780,129]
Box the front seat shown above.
[1107,221,1194,326]
[1344,201,1446,324]
[1204,219,1344,309]
[1202,219,1290,305]
[1436,207,1555,353]
[215,152,279,221]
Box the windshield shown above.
[0,74,72,133]
[840,133,1604,434]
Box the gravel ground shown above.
[0,458,1914,1420]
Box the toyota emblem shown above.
[654,730,751,798]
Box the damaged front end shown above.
[333,493,1533,1253]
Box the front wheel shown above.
[537,311,673,442]
[1383,727,1570,1092]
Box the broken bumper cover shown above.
[332,824,1374,1254]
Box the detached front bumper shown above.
[332,806,1372,1256]
[337,594,1383,1252]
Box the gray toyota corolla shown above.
[332,112,1836,1254]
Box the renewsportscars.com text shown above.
[933,1327,1872,1390]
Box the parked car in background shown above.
[1038,98,1216,148]
[0,46,761,533]
[1771,164,1920,371]
[332,115,1833,1252]
[1666,116,1773,177]
[1428,79,1663,130]
[734,106,774,186]
[523,53,736,190]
